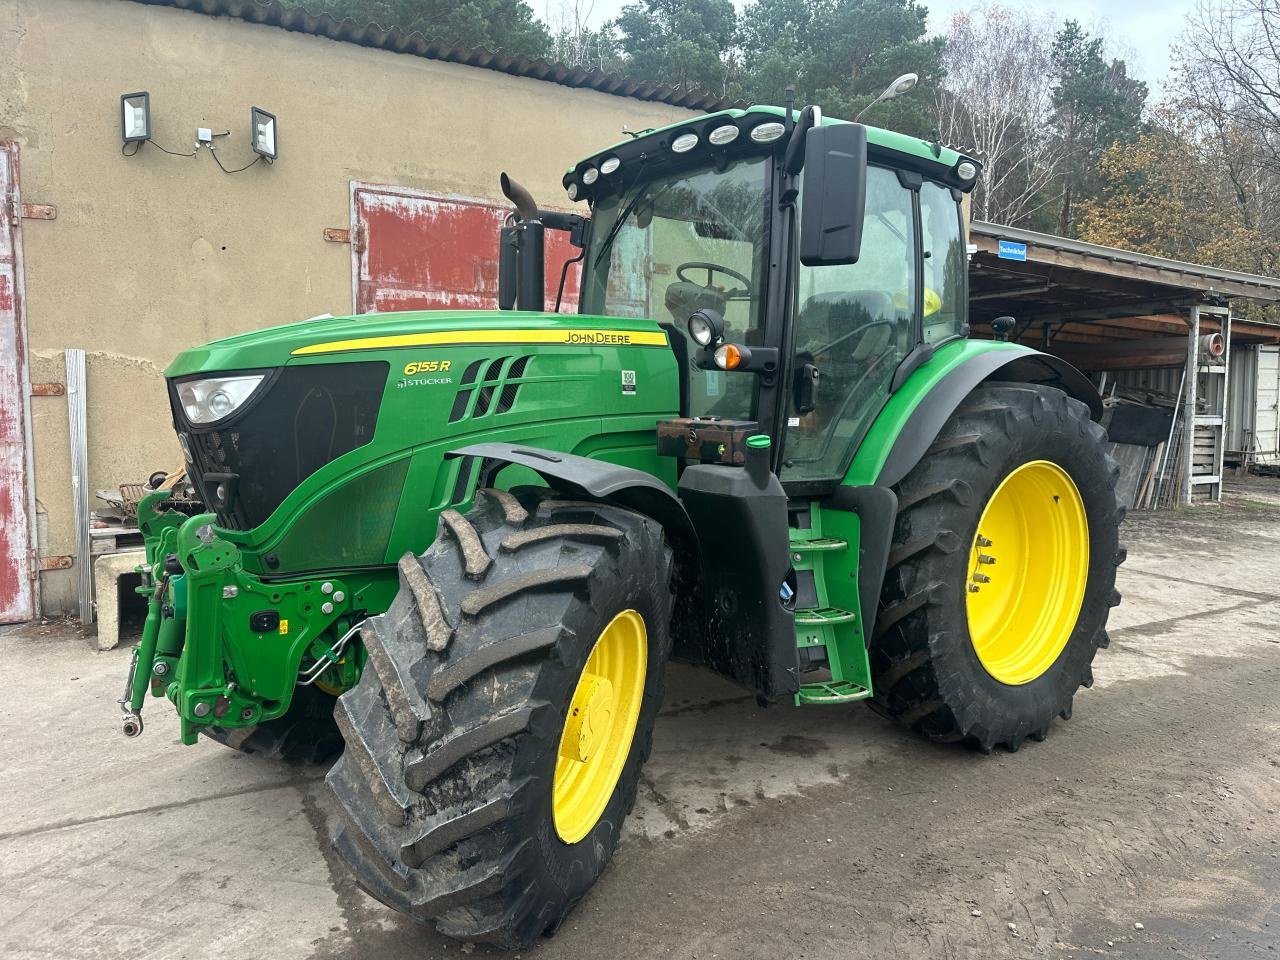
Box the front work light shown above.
[600,156,621,175]
[671,132,699,154]
[956,160,979,181]
[178,374,265,425]
[582,166,599,185]
[250,107,277,160]
[708,124,740,146]
[121,92,150,143]
[750,122,785,144]
[687,308,725,347]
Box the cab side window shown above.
[782,166,916,483]
[919,181,967,344]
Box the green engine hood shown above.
[165,309,671,378]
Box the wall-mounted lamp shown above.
[120,92,151,143]
[250,107,277,161]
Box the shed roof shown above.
[967,221,1280,356]
[130,0,736,112]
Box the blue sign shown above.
[998,239,1028,262]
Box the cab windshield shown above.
[579,156,771,419]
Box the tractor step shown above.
[795,678,872,705]
[788,502,874,707]
[789,536,848,553]
[795,606,858,626]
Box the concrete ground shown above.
[3,483,1280,960]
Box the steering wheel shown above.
[677,261,752,296]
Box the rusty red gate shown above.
[0,142,35,623]
[350,183,583,315]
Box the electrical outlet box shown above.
[196,127,213,144]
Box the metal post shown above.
[65,348,93,625]
[1215,305,1232,501]
[1181,305,1199,506]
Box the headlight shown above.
[956,160,979,181]
[178,374,265,425]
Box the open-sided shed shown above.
[966,222,1280,505]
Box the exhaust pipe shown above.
[501,172,539,222]
[498,173,544,311]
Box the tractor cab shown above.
[508,106,978,494]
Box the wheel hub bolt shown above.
[977,535,993,547]
[978,554,996,565]
[973,573,991,584]
[968,583,981,593]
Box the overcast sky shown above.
[544,0,1196,94]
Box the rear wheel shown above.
[870,383,1125,751]
[327,488,674,947]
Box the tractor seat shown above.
[798,290,898,361]
[663,280,728,327]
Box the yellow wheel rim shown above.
[552,609,647,844]
[965,460,1089,685]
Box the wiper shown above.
[592,181,673,269]
[592,183,651,269]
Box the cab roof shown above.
[562,105,978,205]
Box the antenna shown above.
[784,85,796,133]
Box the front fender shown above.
[845,340,1102,490]
[445,441,701,580]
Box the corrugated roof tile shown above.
[131,0,738,111]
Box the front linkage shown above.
[118,491,383,742]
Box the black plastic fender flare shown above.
[876,347,1103,489]
[445,442,702,584]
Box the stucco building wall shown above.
[0,0,693,614]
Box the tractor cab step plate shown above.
[795,606,858,626]
[788,537,848,554]
[795,678,872,705]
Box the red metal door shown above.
[351,183,582,314]
[0,142,35,623]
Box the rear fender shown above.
[848,343,1101,490]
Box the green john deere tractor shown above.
[119,104,1123,947]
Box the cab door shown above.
[781,166,917,485]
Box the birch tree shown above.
[934,5,1064,225]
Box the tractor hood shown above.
[165,309,670,378]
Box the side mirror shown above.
[798,123,867,267]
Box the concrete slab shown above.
[2,499,1278,960]
[91,549,146,651]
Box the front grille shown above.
[171,361,388,529]
[447,355,534,424]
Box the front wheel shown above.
[327,488,674,947]
[870,383,1125,751]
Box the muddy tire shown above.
[870,383,1125,751]
[327,488,674,948]
[201,683,343,762]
